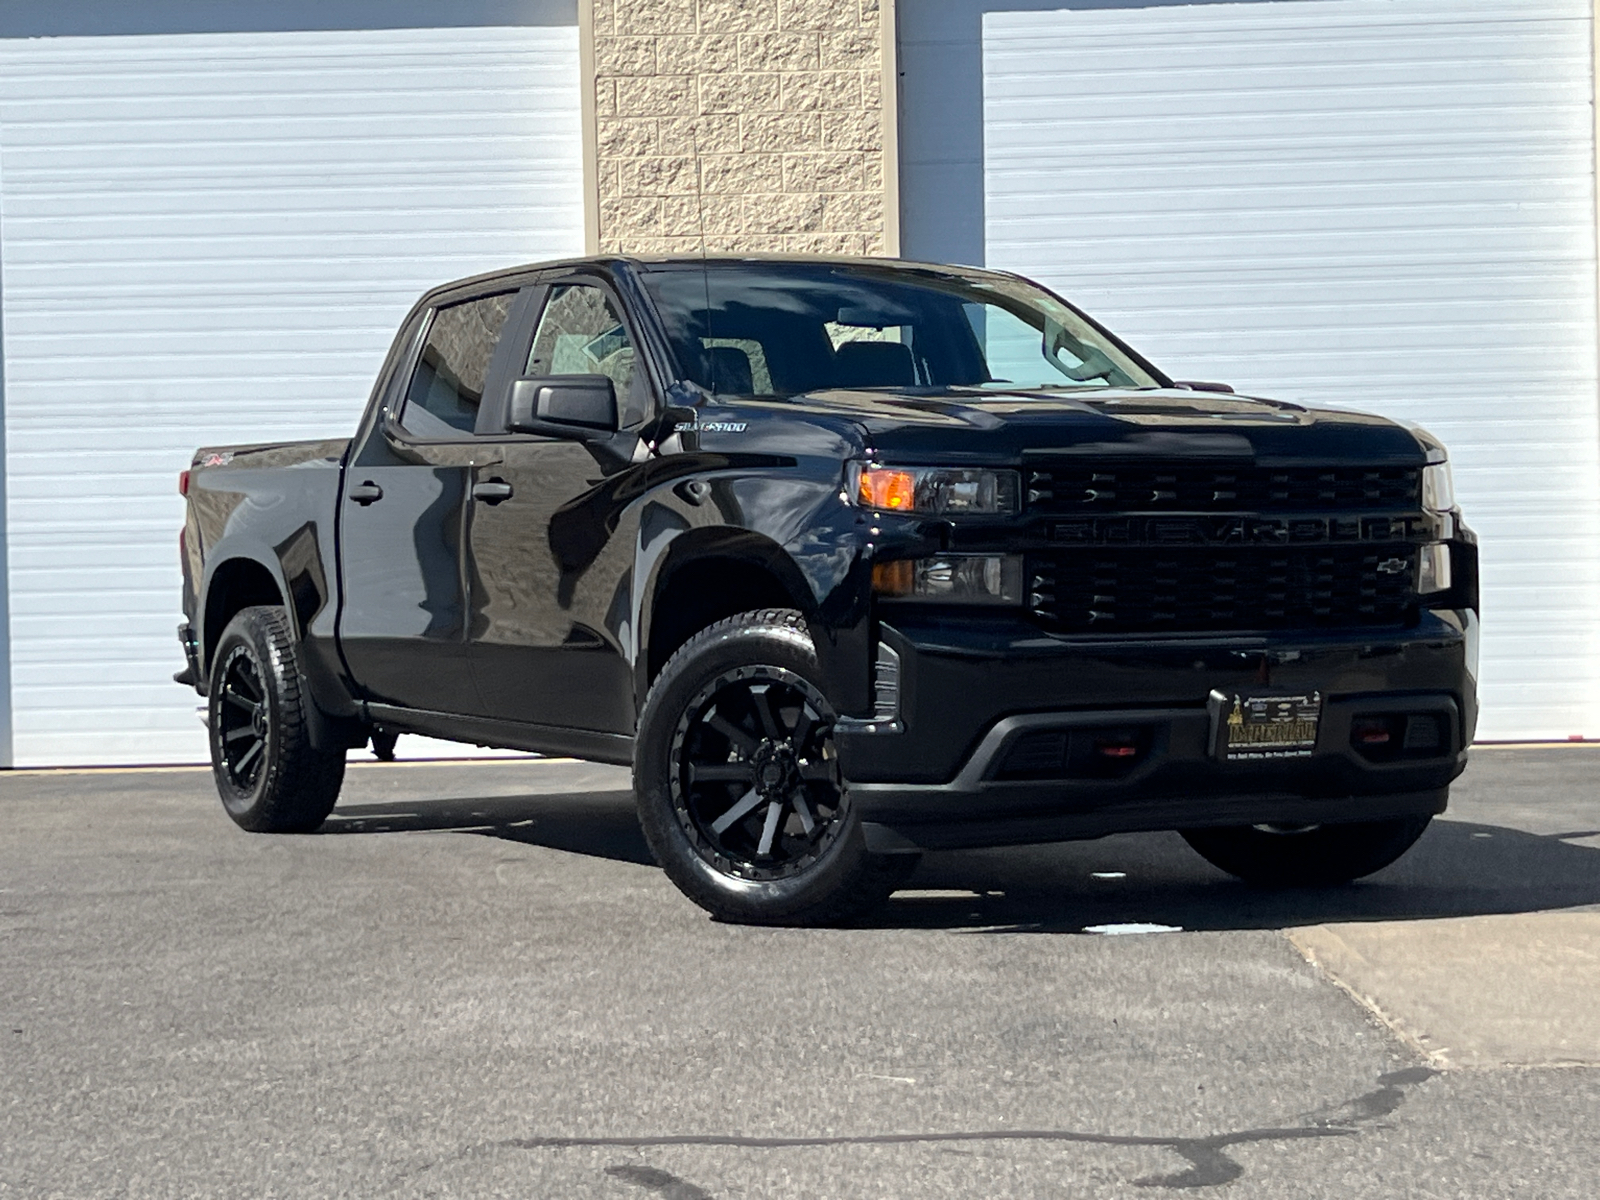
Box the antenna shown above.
[689,124,715,397]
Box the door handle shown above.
[472,479,514,505]
[349,481,383,506]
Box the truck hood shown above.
[758,386,1426,466]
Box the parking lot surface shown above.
[2,748,1598,1198]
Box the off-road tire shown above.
[208,605,345,833]
[634,608,919,925]
[1181,815,1433,887]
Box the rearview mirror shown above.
[508,374,618,438]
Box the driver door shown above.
[462,278,647,732]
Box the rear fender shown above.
[199,536,361,732]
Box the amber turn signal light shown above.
[858,468,917,511]
[872,560,915,596]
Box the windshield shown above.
[637,261,1162,398]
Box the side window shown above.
[527,284,636,397]
[400,292,515,436]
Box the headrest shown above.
[834,340,915,387]
[706,345,754,395]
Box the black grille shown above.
[1028,545,1417,634]
[1025,463,1420,514]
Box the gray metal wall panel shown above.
[919,0,1597,740]
[0,9,582,765]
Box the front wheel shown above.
[634,609,918,925]
[1181,815,1433,887]
[208,605,345,833]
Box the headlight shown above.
[873,555,1024,605]
[1404,423,1455,513]
[1422,460,1454,513]
[855,466,1020,516]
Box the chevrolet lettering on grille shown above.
[1049,515,1420,546]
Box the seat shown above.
[706,345,754,395]
[834,340,915,387]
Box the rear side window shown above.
[400,292,515,436]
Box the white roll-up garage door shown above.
[970,0,1598,741]
[0,4,583,766]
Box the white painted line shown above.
[1474,741,1600,749]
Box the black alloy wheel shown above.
[216,645,270,791]
[671,666,845,881]
[634,608,919,925]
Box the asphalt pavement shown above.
[2,747,1598,1198]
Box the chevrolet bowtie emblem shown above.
[1375,557,1411,575]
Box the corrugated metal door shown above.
[0,6,583,766]
[976,0,1599,741]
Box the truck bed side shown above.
[181,438,353,712]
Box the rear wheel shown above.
[1181,815,1433,886]
[208,605,344,833]
[634,609,918,925]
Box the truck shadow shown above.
[318,790,1600,933]
[878,820,1600,934]
[320,790,658,866]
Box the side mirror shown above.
[508,374,618,438]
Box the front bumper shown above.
[836,609,1475,852]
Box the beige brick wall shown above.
[590,0,890,256]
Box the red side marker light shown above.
[178,469,190,497]
[1352,717,1392,746]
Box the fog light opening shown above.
[1095,740,1139,759]
[1403,714,1443,753]
[1352,720,1392,747]
[1351,712,1449,761]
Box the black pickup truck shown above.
[178,255,1477,924]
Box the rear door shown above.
[338,288,530,713]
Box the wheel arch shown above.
[638,529,816,704]
[200,551,291,675]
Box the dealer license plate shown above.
[1212,690,1322,761]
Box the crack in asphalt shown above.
[509,1067,1439,1192]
